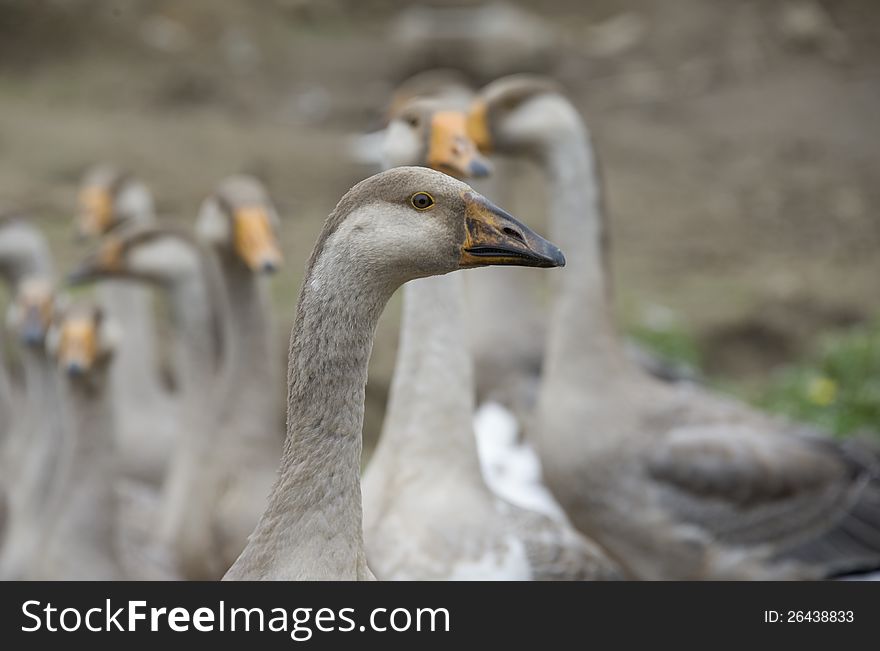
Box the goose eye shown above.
[410,192,434,210]
[502,96,521,112]
[405,115,420,128]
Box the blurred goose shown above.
[224,167,564,580]
[69,228,230,579]
[194,175,285,569]
[348,69,476,168]
[361,101,616,579]
[0,214,54,286]
[381,98,492,179]
[391,2,554,81]
[0,278,68,579]
[37,301,124,580]
[364,272,620,580]
[469,74,880,579]
[0,215,54,442]
[76,165,175,485]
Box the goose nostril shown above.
[502,227,526,244]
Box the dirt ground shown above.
[1,0,878,446]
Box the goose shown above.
[76,164,175,485]
[36,301,124,580]
[363,271,621,580]
[69,227,232,578]
[469,74,880,579]
[377,93,552,513]
[360,100,617,580]
[391,2,554,81]
[380,98,492,179]
[0,277,68,579]
[0,213,54,286]
[224,166,564,580]
[348,69,476,169]
[0,215,54,442]
[194,175,285,569]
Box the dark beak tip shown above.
[468,159,493,178]
[21,330,44,346]
[553,248,566,267]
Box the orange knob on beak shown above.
[77,186,114,237]
[427,111,493,180]
[232,207,284,274]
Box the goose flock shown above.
[0,71,877,581]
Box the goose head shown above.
[382,98,492,179]
[195,175,284,274]
[386,68,475,119]
[0,215,53,288]
[68,228,202,288]
[316,167,564,286]
[76,164,155,238]
[467,74,580,159]
[6,277,60,348]
[47,302,118,378]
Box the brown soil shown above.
[1,0,878,447]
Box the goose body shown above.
[473,401,567,521]
[0,216,54,441]
[36,302,124,580]
[195,175,285,569]
[469,75,880,579]
[0,278,68,579]
[363,273,620,580]
[70,228,231,578]
[360,100,614,579]
[76,165,176,485]
[225,167,564,580]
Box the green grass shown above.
[744,319,880,438]
[628,310,880,440]
[628,321,702,370]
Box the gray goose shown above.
[38,301,124,580]
[0,215,54,440]
[0,278,68,579]
[76,164,175,486]
[469,74,880,579]
[195,175,285,570]
[361,100,620,580]
[70,227,231,579]
[224,167,564,580]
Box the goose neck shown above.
[99,281,161,400]
[21,347,59,422]
[541,127,626,384]
[167,271,220,396]
[371,274,484,483]
[218,257,278,419]
[65,373,115,466]
[230,239,394,578]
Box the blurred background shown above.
[1,0,878,448]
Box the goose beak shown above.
[77,186,114,237]
[20,305,48,346]
[58,319,98,375]
[428,111,493,179]
[459,192,565,269]
[233,207,284,274]
[466,99,492,153]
